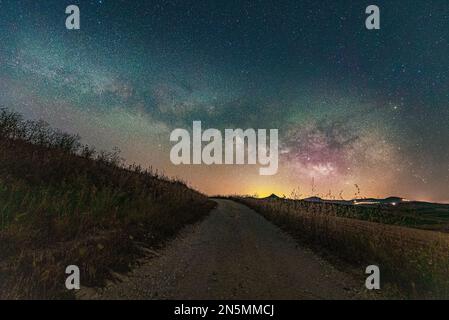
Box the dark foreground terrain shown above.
[81,199,362,300]
[1,109,448,300]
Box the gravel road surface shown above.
[80,199,362,299]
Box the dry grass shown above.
[236,197,449,298]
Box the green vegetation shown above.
[0,108,215,299]
[236,197,449,298]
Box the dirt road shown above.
[81,199,362,299]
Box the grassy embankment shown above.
[235,197,449,298]
[0,108,215,299]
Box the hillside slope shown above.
[0,108,215,299]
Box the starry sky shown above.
[1,0,449,202]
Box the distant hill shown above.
[303,196,323,202]
[258,192,448,210]
[265,193,281,199]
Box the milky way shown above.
[1,1,449,202]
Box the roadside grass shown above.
[234,197,449,299]
[0,108,215,299]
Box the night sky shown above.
[1,1,448,202]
